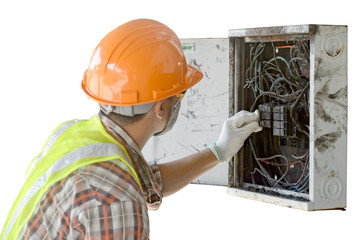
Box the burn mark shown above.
[314,57,342,83]
[190,145,200,152]
[204,71,210,79]
[314,66,347,123]
[315,102,336,124]
[189,59,210,79]
[189,59,203,70]
[182,110,197,120]
[315,84,348,123]
[315,131,341,153]
[153,153,167,162]
[215,44,227,52]
[326,48,343,58]
[212,91,227,99]
[314,57,323,82]
[328,87,347,100]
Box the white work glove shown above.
[210,110,262,163]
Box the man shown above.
[1,19,261,239]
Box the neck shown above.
[102,100,170,150]
[114,118,154,151]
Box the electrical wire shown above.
[244,40,310,193]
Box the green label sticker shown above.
[182,45,192,50]
[181,43,195,51]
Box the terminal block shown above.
[259,103,294,137]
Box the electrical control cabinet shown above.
[142,25,347,210]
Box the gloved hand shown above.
[210,110,262,163]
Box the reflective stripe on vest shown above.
[25,119,80,180]
[1,115,141,240]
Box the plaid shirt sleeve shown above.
[71,200,149,240]
[19,159,151,240]
[148,161,162,195]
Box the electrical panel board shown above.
[142,25,347,210]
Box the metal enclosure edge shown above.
[310,25,347,210]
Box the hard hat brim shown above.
[183,65,204,92]
[82,65,203,107]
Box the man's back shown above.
[19,160,149,239]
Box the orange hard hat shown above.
[81,19,203,106]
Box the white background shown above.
[0,0,358,239]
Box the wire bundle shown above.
[244,40,310,193]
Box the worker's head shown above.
[81,19,203,135]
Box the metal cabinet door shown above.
[142,38,229,186]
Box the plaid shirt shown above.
[18,113,163,239]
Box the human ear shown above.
[153,100,166,119]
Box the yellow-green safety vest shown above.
[1,115,141,240]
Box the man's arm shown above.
[158,148,218,197]
[158,110,262,197]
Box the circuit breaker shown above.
[142,25,347,210]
